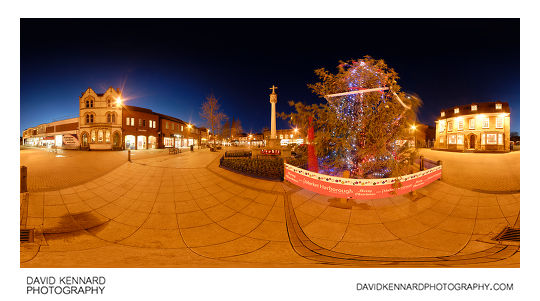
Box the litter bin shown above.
[190,145,194,151]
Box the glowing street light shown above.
[116,97,123,106]
[294,127,299,133]
[410,124,417,148]
[187,124,192,129]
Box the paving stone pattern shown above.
[20,148,519,267]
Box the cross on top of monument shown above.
[270,85,278,94]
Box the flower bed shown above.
[224,150,252,158]
[219,156,284,181]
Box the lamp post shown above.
[410,124,417,148]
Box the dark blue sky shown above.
[21,19,520,135]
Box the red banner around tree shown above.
[284,163,442,199]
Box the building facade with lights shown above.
[263,128,304,146]
[22,87,207,150]
[434,102,510,152]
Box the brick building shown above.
[22,87,206,150]
[434,102,511,152]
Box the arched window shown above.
[98,130,104,143]
[106,130,111,143]
[82,133,88,147]
[91,130,96,143]
[85,100,89,108]
[89,114,94,123]
[107,98,111,108]
[107,113,111,123]
[111,113,116,124]
[90,100,94,108]
[86,114,90,124]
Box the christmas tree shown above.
[285,56,421,179]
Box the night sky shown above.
[20,19,520,135]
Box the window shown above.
[111,113,116,124]
[181,125,184,131]
[439,136,444,143]
[98,130,104,143]
[496,103,502,110]
[439,120,445,133]
[176,124,179,130]
[106,130,111,143]
[496,117,503,129]
[448,121,453,132]
[130,118,134,126]
[107,114,111,123]
[107,98,111,107]
[498,133,504,145]
[85,114,94,124]
[166,122,169,129]
[126,117,130,125]
[481,134,485,145]
[441,112,445,117]
[139,119,142,127]
[143,120,146,127]
[86,114,90,124]
[85,100,90,108]
[471,105,477,111]
[164,137,174,147]
[91,130,96,143]
[486,133,497,145]
[482,118,489,129]
[469,119,475,130]
[454,108,459,114]
[90,100,94,108]
[458,120,463,131]
[448,135,456,144]
[280,134,283,139]
[457,134,464,145]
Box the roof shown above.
[124,105,154,114]
[437,101,510,120]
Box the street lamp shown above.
[410,124,417,148]
[116,97,122,106]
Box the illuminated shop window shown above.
[448,135,456,144]
[91,130,96,143]
[98,130,104,143]
[458,120,463,131]
[280,134,283,139]
[106,130,111,143]
[496,117,503,129]
[469,119,475,130]
[457,134,464,145]
[482,118,489,129]
[471,105,477,111]
[454,108,459,114]
[496,103,502,110]
[448,121,453,132]
[439,136,444,143]
[498,133,504,145]
[486,134,497,145]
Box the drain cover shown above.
[20,229,34,243]
[494,227,520,242]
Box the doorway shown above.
[469,134,476,149]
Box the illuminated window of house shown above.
[448,135,456,144]
[448,121,453,132]
[458,120,463,131]
[471,105,477,111]
[280,134,283,139]
[98,130,104,143]
[126,117,130,125]
[166,122,169,129]
[482,117,489,128]
[131,118,134,126]
[441,111,445,117]
[469,119,475,130]
[91,130,96,143]
[439,136,444,143]
[106,130,111,143]
[496,103,502,110]
[454,108,459,114]
[496,117,503,129]
[481,134,485,145]
[498,133,504,145]
[486,133,497,145]
[457,134,464,145]
[181,125,183,131]
[439,121,445,133]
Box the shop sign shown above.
[262,149,281,155]
[62,134,79,145]
[284,163,442,200]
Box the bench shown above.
[168,148,181,154]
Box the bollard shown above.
[20,166,27,193]
[437,160,443,180]
[128,149,131,162]
[419,155,424,171]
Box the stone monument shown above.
[267,85,281,148]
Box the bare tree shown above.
[200,94,227,146]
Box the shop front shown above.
[148,136,157,149]
[40,136,55,148]
[137,135,147,149]
[164,137,174,148]
[125,135,136,150]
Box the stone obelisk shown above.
[270,85,278,139]
[267,85,281,148]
